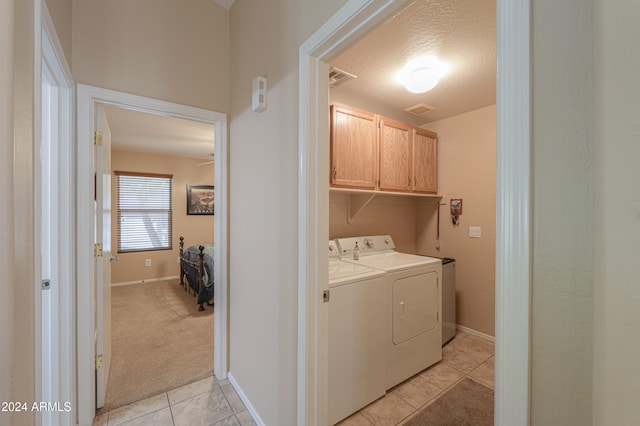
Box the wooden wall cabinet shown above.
[412,127,438,193]
[379,117,412,192]
[330,104,438,195]
[330,104,378,190]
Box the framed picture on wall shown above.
[187,184,214,215]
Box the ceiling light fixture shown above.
[396,56,446,94]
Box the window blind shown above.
[116,172,173,253]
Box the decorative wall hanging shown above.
[187,184,214,215]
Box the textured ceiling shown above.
[330,0,496,126]
[104,105,215,160]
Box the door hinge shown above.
[323,290,330,303]
[95,354,103,369]
[42,279,51,290]
[94,243,103,257]
[94,131,103,146]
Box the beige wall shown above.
[531,0,594,424]
[593,0,640,423]
[229,0,348,423]
[110,150,214,284]
[72,0,230,113]
[416,105,496,337]
[330,194,418,254]
[10,0,37,424]
[4,1,637,424]
[44,0,72,65]
[0,0,15,418]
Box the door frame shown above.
[93,105,113,410]
[76,85,229,424]
[37,2,75,425]
[297,0,531,424]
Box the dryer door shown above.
[392,271,438,344]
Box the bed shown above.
[179,236,214,311]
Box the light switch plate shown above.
[469,226,481,238]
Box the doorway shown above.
[76,85,229,425]
[297,0,531,424]
[98,104,217,410]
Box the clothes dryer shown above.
[327,240,386,425]
[337,235,442,389]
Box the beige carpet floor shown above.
[103,279,214,411]
[404,378,494,425]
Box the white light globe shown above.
[397,56,446,94]
[405,68,439,93]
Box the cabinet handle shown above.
[414,176,417,187]
[408,177,411,186]
[333,166,337,179]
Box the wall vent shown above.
[405,103,435,115]
[329,67,357,87]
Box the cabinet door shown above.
[379,117,412,192]
[413,128,438,193]
[330,105,378,189]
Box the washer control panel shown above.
[336,235,395,258]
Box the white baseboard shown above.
[110,275,180,287]
[227,372,265,426]
[456,324,495,343]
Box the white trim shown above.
[495,0,531,424]
[34,4,43,425]
[38,2,76,426]
[110,276,181,287]
[456,325,495,343]
[298,0,531,425]
[227,373,265,426]
[76,85,229,425]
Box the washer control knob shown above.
[365,238,374,248]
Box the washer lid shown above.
[328,259,383,285]
[347,252,442,272]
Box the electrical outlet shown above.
[469,226,482,238]
[145,259,152,267]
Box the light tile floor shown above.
[93,330,493,426]
[93,375,257,426]
[337,329,495,426]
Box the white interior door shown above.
[41,73,60,426]
[95,105,112,409]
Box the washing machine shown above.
[337,235,442,390]
[327,240,386,425]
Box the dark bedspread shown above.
[182,244,214,305]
